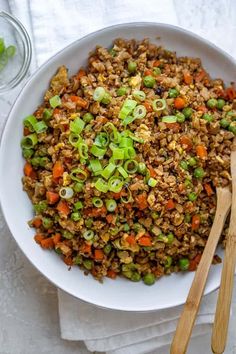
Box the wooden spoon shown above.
[211,139,236,354]
[170,186,232,354]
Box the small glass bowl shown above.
[0,11,32,94]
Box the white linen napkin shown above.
[6,0,235,353]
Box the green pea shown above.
[151,211,159,220]
[185,213,191,223]
[128,61,137,74]
[143,273,156,285]
[153,67,161,75]
[176,112,185,123]
[226,111,236,120]
[184,178,193,188]
[179,160,188,170]
[63,230,74,239]
[188,192,197,202]
[34,200,48,214]
[188,157,197,166]
[167,232,174,244]
[83,112,94,123]
[165,256,173,268]
[131,272,141,282]
[117,87,127,96]
[74,255,83,265]
[207,98,218,109]
[42,217,53,229]
[220,118,230,129]
[228,123,236,135]
[179,258,190,271]
[31,157,42,167]
[202,113,213,122]
[194,167,205,179]
[168,88,179,98]
[217,98,226,110]
[143,75,156,88]
[71,212,81,221]
[104,243,112,255]
[182,107,193,118]
[83,259,94,270]
[85,218,93,228]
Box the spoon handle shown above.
[170,187,231,354]
[211,237,236,354]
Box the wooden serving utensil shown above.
[170,186,232,354]
[211,139,236,354]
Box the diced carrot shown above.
[144,69,153,76]
[107,269,117,279]
[52,161,64,180]
[40,237,54,249]
[179,135,193,151]
[166,199,175,210]
[23,127,31,136]
[196,144,208,159]
[84,206,107,217]
[47,229,54,234]
[174,97,186,109]
[94,249,104,261]
[46,191,60,205]
[136,193,148,210]
[192,214,201,231]
[148,165,157,178]
[143,101,153,112]
[195,69,206,82]
[165,122,181,132]
[70,95,88,108]
[153,60,161,67]
[189,254,202,271]
[52,233,61,245]
[57,200,70,216]
[34,234,44,244]
[76,68,86,80]
[63,256,73,266]
[204,183,214,196]
[32,217,42,228]
[138,236,152,246]
[106,214,115,224]
[126,235,136,245]
[197,105,208,113]
[53,108,61,116]
[183,71,193,85]
[112,190,126,199]
[225,86,236,100]
[81,242,91,254]
[124,203,133,210]
[24,162,37,179]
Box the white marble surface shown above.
[0,1,236,353]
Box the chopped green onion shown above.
[63,230,74,239]
[152,99,166,112]
[138,162,147,175]
[128,132,144,143]
[78,143,88,160]
[123,223,130,231]
[124,159,138,174]
[42,217,53,229]
[151,211,159,219]
[228,123,236,135]
[85,218,93,228]
[148,177,158,187]
[101,92,112,105]
[93,87,106,102]
[188,192,197,201]
[90,144,106,158]
[112,148,125,160]
[22,148,34,159]
[34,200,47,214]
[94,132,109,148]
[108,176,124,193]
[90,159,102,174]
[119,99,137,119]
[49,95,61,108]
[34,121,48,134]
[176,112,185,123]
[59,187,74,199]
[70,117,85,134]
[128,61,137,74]
[83,112,94,123]
[73,182,84,193]
[101,162,116,180]
[133,105,147,119]
[124,147,136,159]
[21,134,38,149]
[74,201,83,210]
[165,256,173,268]
[94,178,109,193]
[71,212,81,221]
[162,115,177,123]
[69,133,82,147]
[143,75,156,88]
[104,243,112,255]
[167,233,174,244]
[23,115,37,132]
[117,166,129,179]
[70,168,87,182]
[119,137,133,147]
[83,259,94,270]
[104,122,121,144]
[133,90,146,102]
[83,229,94,241]
[92,197,103,208]
[121,187,133,204]
[105,199,117,212]
[43,109,52,120]
[117,87,127,96]
[122,116,135,126]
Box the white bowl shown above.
[0,23,235,312]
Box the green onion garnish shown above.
[152,99,166,112]
[93,87,106,102]
[90,159,102,175]
[70,117,85,134]
[133,90,146,102]
[70,168,87,182]
[78,143,89,160]
[124,159,138,174]
[119,99,137,119]
[83,229,94,240]
[59,187,74,199]
[133,105,147,119]
[23,115,37,132]
[21,134,38,149]
[90,144,106,158]
[92,197,103,208]
[138,162,147,174]
[148,177,158,187]
[94,132,110,148]
[49,95,61,108]
[117,166,129,179]
[94,178,109,193]
[105,199,117,212]
[108,176,124,193]
[34,121,48,134]
[162,115,177,123]
[74,201,83,210]
[112,147,125,160]
[124,147,136,159]
[69,133,82,147]
[101,162,116,180]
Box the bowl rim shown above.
[1,21,236,312]
[0,11,32,93]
